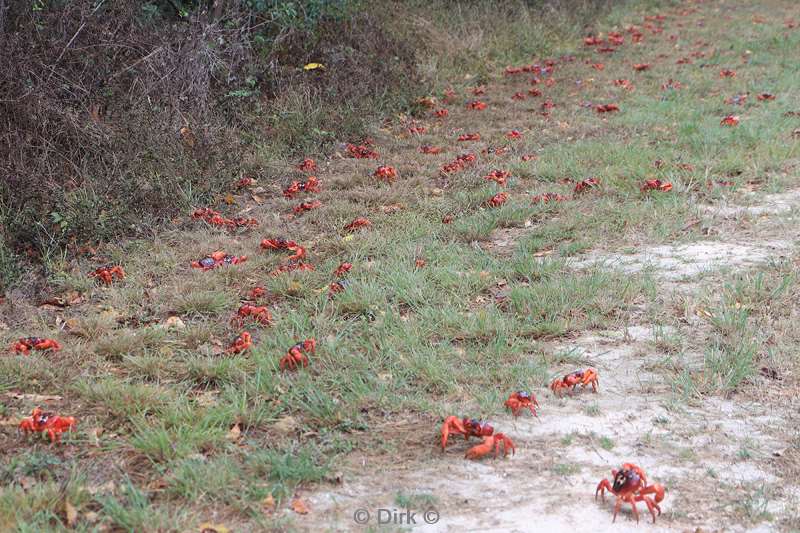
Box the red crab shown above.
[434,109,449,118]
[528,88,542,97]
[466,101,487,111]
[550,368,599,397]
[408,126,427,135]
[374,166,398,182]
[596,463,666,523]
[441,153,476,174]
[191,251,248,270]
[283,176,321,198]
[440,416,494,451]
[574,177,601,193]
[512,92,527,100]
[614,79,634,90]
[458,133,481,142]
[584,36,603,46]
[442,215,454,224]
[608,32,624,45]
[279,339,316,371]
[346,143,379,159]
[344,217,371,232]
[414,258,426,269]
[471,86,486,96]
[260,238,306,262]
[334,262,353,277]
[504,391,539,417]
[725,93,748,105]
[89,265,126,285]
[532,192,567,204]
[236,177,255,189]
[486,192,508,207]
[420,145,443,155]
[521,154,538,161]
[231,304,272,327]
[192,208,254,229]
[329,280,350,295]
[19,407,76,444]
[757,93,776,101]
[465,433,516,460]
[661,79,683,90]
[293,200,322,214]
[249,287,266,299]
[506,130,522,139]
[484,170,510,186]
[226,332,252,354]
[298,158,317,172]
[719,69,736,78]
[270,262,314,276]
[591,63,605,71]
[720,114,740,126]
[641,179,673,192]
[541,100,555,112]
[12,337,62,355]
[596,103,620,113]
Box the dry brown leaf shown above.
[6,392,62,402]
[224,193,236,205]
[226,421,242,442]
[291,498,310,515]
[251,193,265,205]
[65,501,78,527]
[89,427,103,447]
[262,494,276,513]
[532,249,554,257]
[164,316,185,330]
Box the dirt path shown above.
[290,0,800,529]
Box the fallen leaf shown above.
[65,501,78,527]
[291,498,310,514]
[199,523,230,533]
[84,511,100,524]
[224,193,236,205]
[273,416,297,436]
[532,249,554,257]
[6,392,62,402]
[303,63,325,71]
[89,427,103,447]
[251,193,264,205]
[226,421,243,442]
[164,316,185,330]
[262,494,276,513]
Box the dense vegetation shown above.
[0,0,621,291]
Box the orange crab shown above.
[293,200,322,214]
[504,391,539,417]
[511,92,527,100]
[283,176,321,198]
[641,179,673,192]
[457,133,481,142]
[374,166,398,182]
[414,258,426,269]
[633,63,650,71]
[614,79,634,90]
[89,265,126,285]
[441,153,476,174]
[192,208,259,229]
[434,109,449,118]
[757,93,776,101]
[486,192,509,207]
[550,368,599,397]
[484,170,510,186]
[279,339,316,370]
[329,280,350,295]
[344,217,371,232]
[532,192,567,204]
[12,337,62,355]
[191,251,248,270]
[249,287,267,299]
[231,305,272,327]
[270,262,314,276]
[506,130,522,139]
[466,101,487,111]
[407,125,427,135]
[719,69,736,78]
[528,88,542,97]
[19,407,77,443]
[596,463,666,523]
[465,433,516,460]
[226,332,252,354]
[574,177,601,193]
[440,416,494,451]
[720,114,740,126]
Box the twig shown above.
[46,0,108,82]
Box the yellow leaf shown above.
[342,234,354,242]
[303,63,325,71]
[199,523,230,533]
[262,494,275,513]
[65,501,78,526]
[291,498,310,514]
[226,422,242,442]
[224,193,236,205]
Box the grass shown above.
[2,0,800,529]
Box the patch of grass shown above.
[552,463,581,476]
[584,403,601,417]
[394,491,439,511]
[599,436,615,451]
